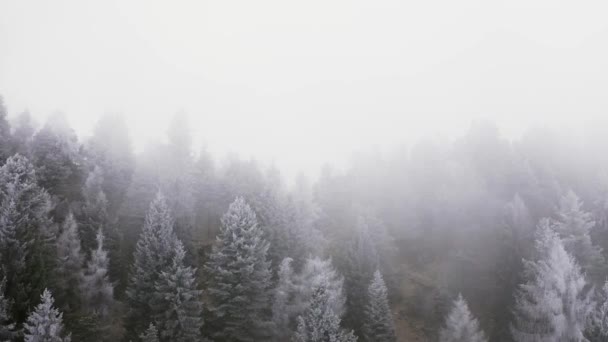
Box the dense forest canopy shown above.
[2,95,608,341]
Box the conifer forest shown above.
[2,1,608,341]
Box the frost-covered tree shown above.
[153,243,203,342]
[30,112,83,203]
[205,196,272,341]
[11,110,36,157]
[23,289,71,342]
[511,220,594,342]
[587,280,608,342]
[272,257,298,341]
[80,230,114,317]
[80,166,110,253]
[139,323,159,342]
[55,213,84,313]
[362,271,395,342]
[296,257,346,319]
[553,190,604,280]
[439,294,486,342]
[0,96,12,164]
[293,281,357,342]
[0,154,55,322]
[0,278,17,341]
[126,192,180,339]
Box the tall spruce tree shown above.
[553,190,604,281]
[55,213,84,313]
[11,110,35,157]
[588,280,608,341]
[272,257,297,341]
[139,323,159,342]
[439,294,486,342]
[153,242,203,342]
[80,229,114,317]
[205,196,272,341]
[126,192,180,340]
[511,219,594,341]
[362,271,395,342]
[294,281,357,342]
[0,154,55,322]
[23,289,71,342]
[0,277,17,341]
[0,96,12,164]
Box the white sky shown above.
[1,0,608,177]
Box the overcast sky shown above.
[1,0,607,177]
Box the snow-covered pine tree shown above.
[153,242,203,342]
[205,196,272,341]
[296,256,346,319]
[0,278,17,341]
[272,257,297,341]
[30,113,84,203]
[553,190,604,281]
[511,219,594,341]
[80,229,114,317]
[587,280,608,341]
[0,154,55,322]
[363,271,395,342]
[439,294,486,342]
[55,212,85,313]
[139,323,159,342]
[0,96,12,164]
[126,192,180,339]
[293,281,357,342]
[23,289,71,342]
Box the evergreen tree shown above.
[55,213,84,313]
[205,197,272,341]
[511,220,594,342]
[439,294,486,342]
[272,257,297,341]
[139,323,159,342]
[80,229,114,317]
[362,271,395,342]
[0,96,12,164]
[587,280,608,341]
[296,257,346,319]
[126,192,180,339]
[11,110,36,157]
[0,277,17,341]
[0,154,55,322]
[23,289,71,342]
[293,282,357,342]
[153,242,203,342]
[30,113,83,205]
[553,190,604,281]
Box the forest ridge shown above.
[1,95,608,341]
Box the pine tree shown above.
[587,280,608,342]
[30,113,83,203]
[0,154,55,322]
[139,323,159,342]
[362,271,395,342]
[0,96,12,164]
[23,289,71,342]
[293,282,357,342]
[553,190,604,281]
[153,242,203,342]
[126,192,180,339]
[80,229,114,317]
[205,196,272,341]
[272,257,297,341]
[511,220,594,342]
[11,110,35,157]
[296,257,346,319]
[55,213,84,313]
[439,294,486,342]
[0,278,17,341]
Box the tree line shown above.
[3,94,608,341]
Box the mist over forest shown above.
[1,96,608,341]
